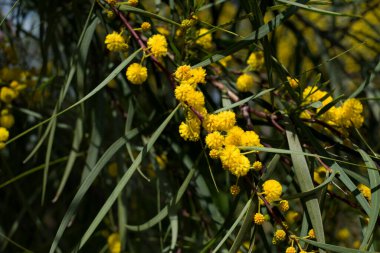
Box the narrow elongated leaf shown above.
[286,129,325,252]
[358,149,380,250]
[118,5,180,26]
[76,105,179,249]
[276,0,356,16]
[299,238,373,253]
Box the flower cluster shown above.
[234,51,264,92]
[104,32,128,52]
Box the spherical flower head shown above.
[339,98,364,128]
[174,65,192,81]
[240,130,263,148]
[219,55,232,67]
[127,0,138,6]
[203,111,236,132]
[174,83,205,110]
[279,200,289,212]
[286,76,299,88]
[274,229,286,241]
[308,229,315,239]
[253,213,265,225]
[141,22,151,31]
[228,154,250,177]
[357,183,371,201]
[190,67,206,84]
[262,179,282,202]
[205,131,225,150]
[285,246,297,253]
[247,51,264,70]
[179,119,200,141]
[285,211,300,225]
[196,28,213,50]
[302,86,332,108]
[225,126,244,146]
[0,127,10,142]
[230,185,240,196]
[126,63,148,85]
[236,73,255,92]
[209,149,220,159]
[147,34,168,58]
[107,232,121,253]
[252,161,263,171]
[175,83,194,102]
[0,110,15,129]
[105,32,128,52]
[0,87,17,104]
[157,26,170,36]
[336,228,350,241]
[180,19,195,29]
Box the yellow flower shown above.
[252,161,262,171]
[285,210,299,225]
[286,76,299,88]
[219,55,232,67]
[205,131,224,150]
[236,73,254,92]
[230,185,240,196]
[225,126,244,146]
[106,0,117,5]
[141,22,151,31]
[127,0,138,6]
[247,51,264,70]
[262,179,282,202]
[174,83,205,109]
[179,119,201,141]
[0,127,10,142]
[147,34,168,58]
[335,98,364,129]
[105,32,128,52]
[357,183,371,201]
[241,130,262,147]
[196,28,213,50]
[219,145,250,177]
[302,86,332,108]
[253,213,265,225]
[274,229,286,241]
[189,67,206,84]
[0,142,5,150]
[336,228,350,241]
[126,63,148,85]
[0,87,17,104]
[308,229,315,239]
[157,27,170,36]
[174,65,192,81]
[209,149,220,159]
[279,200,289,212]
[10,80,26,91]
[203,111,236,132]
[107,233,121,253]
[285,246,296,253]
[0,109,15,129]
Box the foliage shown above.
[1,0,380,252]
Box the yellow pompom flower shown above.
[105,32,128,52]
[107,233,121,253]
[220,145,250,177]
[219,55,232,67]
[253,213,265,225]
[308,229,315,239]
[0,87,17,104]
[225,126,244,146]
[286,76,299,88]
[247,51,264,70]
[126,63,148,85]
[189,67,206,84]
[196,28,213,50]
[336,98,364,129]
[236,73,255,92]
[205,131,224,150]
[127,0,138,6]
[203,111,236,132]
[174,83,205,109]
[279,200,289,212]
[209,149,220,159]
[141,22,151,31]
[302,86,332,108]
[262,179,282,202]
[0,109,15,129]
[179,119,201,141]
[241,130,263,147]
[357,183,371,201]
[285,246,296,253]
[274,229,286,241]
[230,185,240,196]
[252,161,263,171]
[0,127,10,142]
[174,65,192,81]
[147,34,168,58]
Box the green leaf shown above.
[49,128,141,253]
[286,129,325,252]
[76,105,179,249]
[214,88,275,113]
[275,0,357,17]
[118,5,180,26]
[358,149,380,250]
[299,238,374,253]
